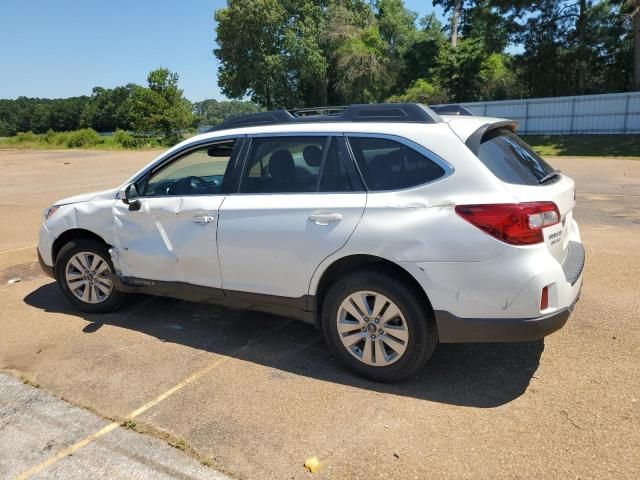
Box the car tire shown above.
[321,268,437,382]
[55,238,125,313]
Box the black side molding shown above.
[109,275,315,324]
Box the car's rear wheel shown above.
[321,268,437,382]
[55,239,125,313]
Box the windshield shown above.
[477,128,557,186]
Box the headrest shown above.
[269,150,295,181]
[303,145,322,167]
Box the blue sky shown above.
[0,0,444,102]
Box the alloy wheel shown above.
[336,291,409,367]
[65,251,113,304]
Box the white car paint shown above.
[38,113,583,337]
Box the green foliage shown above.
[65,128,102,148]
[434,38,487,102]
[15,131,39,143]
[80,85,135,132]
[479,53,518,100]
[215,0,328,108]
[0,97,90,136]
[522,134,640,158]
[333,25,391,103]
[192,99,261,127]
[386,79,449,104]
[129,68,193,144]
[213,0,636,108]
[113,129,138,148]
[397,14,446,91]
[0,129,166,150]
[1,0,637,145]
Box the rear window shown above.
[347,137,446,191]
[478,128,557,186]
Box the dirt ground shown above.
[0,149,639,479]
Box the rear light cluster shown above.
[455,202,560,245]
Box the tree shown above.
[323,1,379,104]
[613,0,640,90]
[81,85,135,132]
[192,99,261,127]
[397,14,447,91]
[386,78,449,103]
[215,0,327,109]
[479,53,517,99]
[433,38,487,101]
[331,25,391,103]
[461,0,511,54]
[129,68,193,143]
[433,0,465,47]
[377,0,417,55]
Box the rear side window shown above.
[240,136,359,194]
[477,128,557,185]
[347,137,446,191]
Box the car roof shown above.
[183,114,513,144]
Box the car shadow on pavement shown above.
[24,283,543,409]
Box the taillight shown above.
[455,202,560,245]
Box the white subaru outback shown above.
[37,103,584,382]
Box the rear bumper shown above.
[435,289,580,342]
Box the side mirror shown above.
[121,183,141,211]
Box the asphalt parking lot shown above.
[1,149,639,479]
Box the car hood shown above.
[55,188,119,206]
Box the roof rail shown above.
[429,104,474,116]
[290,106,347,116]
[207,103,442,132]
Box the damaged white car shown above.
[38,103,584,382]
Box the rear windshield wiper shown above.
[539,170,561,184]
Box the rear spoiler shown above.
[465,120,518,155]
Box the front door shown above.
[113,139,240,288]
[218,135,366,298]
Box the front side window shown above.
[347,136,446,191]
[143,140,236,196]
[240,136,356,193]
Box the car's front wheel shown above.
[55,239,125,313]
[321,268,437,382]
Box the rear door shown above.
[475,128,575,262]
[217,134,366,298]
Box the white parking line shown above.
[16,318,298,479]
[0,245,36,255]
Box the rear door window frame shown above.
[233,132,364,195]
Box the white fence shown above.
[459,92,640,135]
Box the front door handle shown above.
[192,215,215,225]
[308,211,343,225]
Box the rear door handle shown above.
[308,211,343,225]
[192,215,216,225]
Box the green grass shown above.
[2,130,638,157]
[0,129,167,150]
[522,134,640,158]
